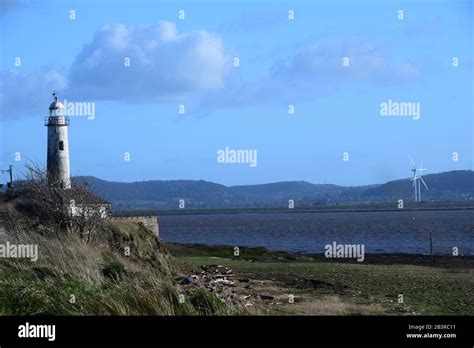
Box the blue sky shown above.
[0,0,472,186]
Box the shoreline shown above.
[113,202,474,216]
[165,242,474,269]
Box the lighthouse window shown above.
[59,141,64,151]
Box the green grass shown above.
[0,265,196,315]
[188,289,237,316]
[180,256,474,315]
[0,221,236,316]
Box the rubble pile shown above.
[178,264,253,307]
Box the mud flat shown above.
[167,242,474,315]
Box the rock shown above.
[213,278,235,286]
[259,294,274,300]
[181,276,193,285]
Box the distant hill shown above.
[75,170,474,210]
[362,171,474,202]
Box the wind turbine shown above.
[417,162,428,202]
[409,156,429,202]
[409,156,418,202]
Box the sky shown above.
[0,0,472,186]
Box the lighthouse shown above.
[45,92,71,189]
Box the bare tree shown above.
[21,162,108,241]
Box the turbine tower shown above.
[409,156,418,202]
[417,162,428,202]
[409,156,428,202]
[45,92,71,189]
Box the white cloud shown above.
[0,31,420,119]
[68,21,230,102]
[0,66,68,119]
[198,36,420,109]
[0,21,230,118]
[270,37,419,84]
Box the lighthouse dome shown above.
[48,92,65,117]
[49,100,64,110]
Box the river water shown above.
[160,210,474,255]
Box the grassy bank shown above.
[0,219,237,315]
[168,243,474,315]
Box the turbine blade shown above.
[409,155,416,167]
[420,177,428,190]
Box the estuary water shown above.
[159,209,474,255]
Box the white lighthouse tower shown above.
[45,92,71,189]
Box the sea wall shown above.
[109,215,159,239]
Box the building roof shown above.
[49,100,65,110]
[49,92,65,110]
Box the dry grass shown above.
[283,295,386,315]
[0,218,235,315]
